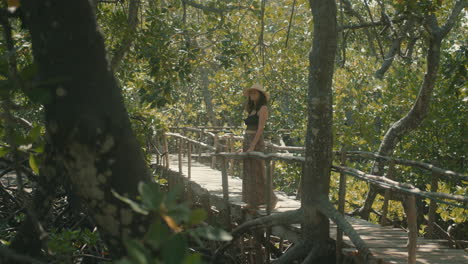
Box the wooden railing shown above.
[157,127,468,264]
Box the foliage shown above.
[0,0,466,261]
[47,228,103,263]
[114,182,231,264]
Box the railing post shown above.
[336,148,347,264]
[178,138,183,174]
[265,158,272,263]
[187,141,192,180]
[426,169,439,238]
[404,194,417,264]
[181,129,186,157]
[265,160,272,215]
[381,159,395,226]
[163,133,169,168]
[198,130,203,161]
[220,156,231,230]
[211,134,219,169]
[229,134,234,175]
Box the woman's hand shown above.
[246,146,255,152]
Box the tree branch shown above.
[402,37,418,62]
[211,209,302,263]
[374,37,400,79]
[345,151,468,181]
[341,0,377,56]
[316,197,380,264]
[284,0,296,48]
[363,0,385,58]
[183,0,253,15]
[110,0,140,71]
[439,0,467,37]
[339,18,404,31]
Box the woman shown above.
[242,84,278,210]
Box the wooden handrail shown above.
[344,151,468,181]
[166,132,467,202]
[166,132,216,151]
[215,151,305,163]
[162,129,467,264]
[333,165,468,204]
[169,128,467,181]
[165,132,467,205]
[266,142,304,152]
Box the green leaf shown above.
[161,234,187,264]
[164,184,184,207]
[29,153,39,174]
[138,182,163,210]
[188,208,207,226]
[112,190,148,215]
[32,142,45,154]
[168,204,191,224]
[183,253,202,264]
[13,132,28,146]
[124,239,150,264]
[27,125,42,142]
[0,147,9,158]
[146,219,169,249]
[192,226,232,241]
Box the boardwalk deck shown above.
[165,154,468,264]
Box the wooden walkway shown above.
[166,154,468,264]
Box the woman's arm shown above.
[247,105,268,152]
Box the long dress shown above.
[242,132,277,208]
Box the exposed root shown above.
[316,197,379,264]
[300,243,320,264]
[211,209,302,263]
[271,240,311,264]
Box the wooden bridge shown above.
[153,127,468,264]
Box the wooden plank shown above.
[343,248,468,264]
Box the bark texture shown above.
[21,0,152,256]
[301,0,337,259]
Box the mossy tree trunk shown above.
[301,0,337,261]
[21,0,152,256]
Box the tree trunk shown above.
[358,1,466,219]
[110,0,140,72]
[21,0,151,256]
[201,67,218,126]
[301,0,337,261]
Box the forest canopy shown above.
[0,0,466,263]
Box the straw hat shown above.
[243,83,270,101]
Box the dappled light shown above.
[0,0,466,263]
